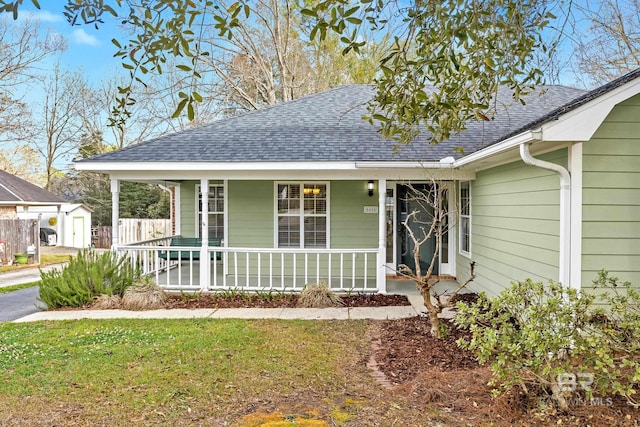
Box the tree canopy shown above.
[1,0,562,145]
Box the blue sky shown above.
[19,6,124,85]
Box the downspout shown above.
[519,143,572,289]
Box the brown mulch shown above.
[85,292,410,310]
[372,315,640,426]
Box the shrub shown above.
[297,282,344,308]
[39,249,139,309]
[455,275,640,410]
[121,277,167,311]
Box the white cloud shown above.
[71,28,100,46]
[22,10,64,23]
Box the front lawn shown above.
[0,319,416,426]
[0,254,72,273]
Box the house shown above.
[74,68,640,296]
[0,170,93,249]
[0,169,65,262]
[17,203,93,248]
[0,169,64,219]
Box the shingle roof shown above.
[78,83,589,164]
[0,169,64,204]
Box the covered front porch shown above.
[104,165,473,293]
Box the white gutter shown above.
[454,131,536,168]
[519,143,572,289]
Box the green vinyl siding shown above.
[457,149,567,297]
[179,180,223,238]
[180,180,377,249]
[223,180,376,287]
[179,181,197,237]
[330,180,378,248]
[227,181,273,247]
[582,94,640,289]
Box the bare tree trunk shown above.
[398,181,476,339]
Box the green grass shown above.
[0,254,72,273]
[0,319,398,426]
[0,281,40,294]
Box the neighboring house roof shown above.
[0,169,64,206]
[76,84,586,164]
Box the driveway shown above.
[0,286,45,321]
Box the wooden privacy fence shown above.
[0,219,40,265]
[92,226,112,249]
[92,219,171,248]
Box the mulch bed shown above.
[141,292,409,309]
[372,315,640,426]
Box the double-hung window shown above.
[277,183,328,248]
[459,181,471,256]
[197,184,224,239]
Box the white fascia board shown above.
[354,161,447,169]
[108,168,476,181]
[76,161,476,181]
[540,78,640,141]
[453,131,536,168]
[74,161,359,172]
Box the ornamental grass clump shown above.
[297,282,344,308]
[122,277,167,311]
[92,294,123,309]
[39,249,138,309]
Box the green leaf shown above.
[301,8,316,17]
[173,99,188,118]
[187,101,195,120]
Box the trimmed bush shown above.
[39,249,139,309]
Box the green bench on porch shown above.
[159,237,222,261]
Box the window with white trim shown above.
[277,183,327,248]
[459,181,471,256]
[197,184,224,239]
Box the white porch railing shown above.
[118,238,379,292]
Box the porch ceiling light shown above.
[367,180,375,197]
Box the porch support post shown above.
[377,179,387,293]
[199,179,210,291]
[110,178,120,249]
